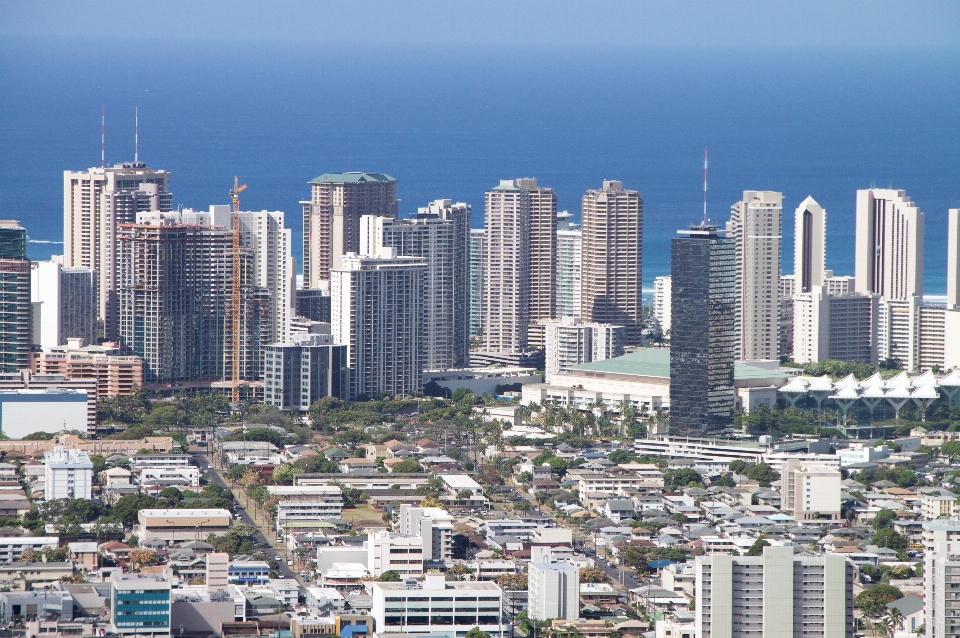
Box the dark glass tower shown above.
[669,224,736,435]
[0,221,30,372]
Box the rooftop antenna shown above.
[135,106,139,163]
[702,147,708,225]
[101,106,105,168]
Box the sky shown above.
[2,1,960,48]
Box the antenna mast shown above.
[135,106,139,162]
[229,176,247,405]
[101,106,105,168]
[703,147,708,225]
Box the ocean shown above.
[2,38,959,295]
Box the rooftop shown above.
[309,172,396,184]
[569,347,788,381]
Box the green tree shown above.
[464,628,490,638]
[663,468,704,491]
[728,460,748,474]
[941,440,960,459]
[272,463,296,485]
[854,584,903,617]
[745,535,770,556]
[377,570,401,582]
[873,508,896,530]
[871,528,908,551]
[392,459,424,473]
[742,463,780,487]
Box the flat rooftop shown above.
[570,347,788,382]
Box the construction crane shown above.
[230,176,247,404]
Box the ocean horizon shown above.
[2,38,959,293]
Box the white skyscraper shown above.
[653,275,672,333]
[482,181,531,353]
[63,162,172,339]
[44,446,93,501]
[31,261,98,350]
[470,229,486,338]
[926,541,960,638]
[331,248,426,399]
[794,196,826,294]
[555,215,582,320]
[727,191,783,361]
[855,188,924,300]
[528,555,579,621]
[949,208,960,310]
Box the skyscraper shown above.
[263,333,348,410]
[794,196,826,293]
[515,178,557,322]
[855,188,924,301]
[63,162,172,339]
[116,213,267,386]
[669,224,736,436]
[727,191,783,361]
[331,248,426,399]
[302,172,398,287]
[555,213,582,320]
[653,275,672,334]
[482,181,531,353]
[470,229,486,338]
[31,261,98,350]
[948,208,960,310]
[0,221,31,373]
[580,180,643,343]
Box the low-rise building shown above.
[37,339,143,399]
[781,460,842,522]
[268,485,344,532]
[367,530,424,578]
[0,537,58,563]
[137,509,232,543]
[229,561,271,584]
[110,572,172,637]
[44,446,93,501]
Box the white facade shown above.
[366,530,424,577]
[925,541,960,638]
[855,188,924,300]
[793,286,879,366]
[397,505,454,563]
[267,485,344,531]
[528,558,579,621]
[0,537,59,563]
[793,196,826,294]
[878,296,948,372]
[544,318,625,375]
[727,191,782,362]
[331,249,426,399]
[781,460,841,521]
[372,574,506,637]
[482,181,531,353]
[44,446,93,501]
[653,275,671,333]
[138,466,201,488]
[0,390,89,440]
[555,225,582,320]
[950,209,960,310]
[470,228,486,338]
[31,261,97,350]
[696,546,855,638]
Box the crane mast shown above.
[229,176,247,404]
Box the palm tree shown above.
[887,608,904,636]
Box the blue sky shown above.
[2,1,959,47]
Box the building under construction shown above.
[116,212,268,387]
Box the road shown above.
[192,450,300,582]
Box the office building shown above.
[925,541,960,638]
[727,191,783,361]
[64,162,172,340]
[653,275,671,334]
[116,212,268,386]
[0,221,31,373]
[580,181,643,342]
[781,460,841,521]
[470,229,486,337]
[528,554,579,621]
[43,446,93,501]
[398,505,454,564]
[137,509,232,542]
[110,572,171,637]
[555,216,582,319]
[371,574,506,638]
[794,196,826,293]
[793,287,879,365]
[268,485,344,531]
[296,288,331,323]
[206,552,229,590]
[855,188,924,300]
[482,180,531,353]
[31,261,98,350]
[331,249,426,399]
[513,178,558,322]
[37,339,144,399]
[361,207,465,369]
[367,530,424,578]
[263,333,348,410]
[302,172,398,287]
[669,225,737,435]
[543,318,625,375]
[696,546,855,638]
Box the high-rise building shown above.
[653,275,672,334]
[109,572,172,638]
[361,203,469,369]
[263,332,348,410]
[543,318,625,375]
[0,221,31,373]
[781,460,841,521]
[855,188,924,300]
[331,249,426,399]
[528,554,579,621]
[949,209,960,310]
[63,162,172,340]
[555,213,582,320]
[116,212,267,386]
[794,196,826,293]
[43,446,93,501]
[926,541,960,638]
[696,546,855,638]
[482,181,531,353]
[397,505,454,564]
[515,178,557,322]
[779,275,795,359]
[580,181,643,342]
[470,229,486,338]
[295,288,331,323]
[727,191,782,361]
[31,261,98,350]
[301,172,398,287]
[793,287,879,365]
[877,296,947,372]
[669,225,736,436]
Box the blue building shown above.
[229,560,271,584]
[110,572,171,637]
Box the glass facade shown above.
[112,587,171,632]
[669,226,736,435]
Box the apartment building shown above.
[580,181,643,343]
[31,261,97,349]
[398,505,454,564]
[44,446,93,501]
[855,188,924,300]
[793,287,879,365]
[696,546,855,638]
[470,228,486,338]
[727,191,783,362]
[925,541,960,638]
[263,332,348,410]
[653,275,671,334]
[555,215,582,320]
[366,530,424,577]
[0,538,58,564]
[371,574,507,638]
[781,460,841,521]
[37,339,143,399]
[331,248,426,399]
[63,162,172,339]
[482,180,531,353]
[543,317,625,375]
[268,485,344,531]
[528,554,579,621]
[517,178,558,323]
[877,296,960,372]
